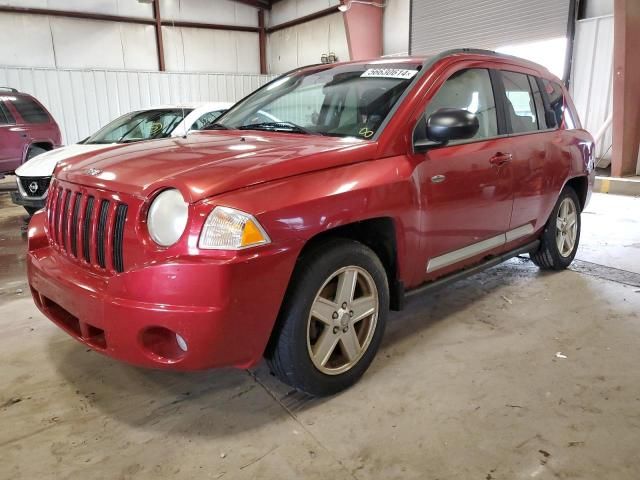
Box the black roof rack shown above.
[435,48,552,73]
[0,87,18,93]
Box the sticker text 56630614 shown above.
[361,68,418,80]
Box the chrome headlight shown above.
[199,206,270,250]
[147,189,189,247]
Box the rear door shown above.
[411,67,514,279]
[496,70,572,242]
[0,99,26,172]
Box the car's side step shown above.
[404,240,540,301]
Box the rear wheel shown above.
[266,239,389,396]
[530,186,581,270]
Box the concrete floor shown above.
[1,176,639,479]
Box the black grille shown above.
[48,186,129,273]
[70,193,81,256]
[82,196,94,263]
[53,188,63,243]
[60,191,71,250]
[19,176,51,198]
[112,204,127,273]
[96,200,109,269]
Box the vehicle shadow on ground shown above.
[47,338,293,438]
[369,257,550,373]
[45,257,550,438]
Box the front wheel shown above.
[266,239,389,396]
[530,186,581,270]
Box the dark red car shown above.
[27,49,594,395]
[0,88,61,174]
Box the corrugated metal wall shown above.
[0,66,275,145]
[0,0,262,73]
[267,13,348,74]
[570,15,614,165]
[410,0,571,55]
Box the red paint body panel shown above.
[27,52,594,370]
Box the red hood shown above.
[55,131,376,203]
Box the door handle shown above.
[490,152,513,166]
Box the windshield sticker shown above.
[358,127,375,138]
[361,68,418,80]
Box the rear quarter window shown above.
[11,96,50,124]
[0,100,15,124]
[542,79,577,130]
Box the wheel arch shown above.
[22,141,54,163]
[30,141,54,152]
[295,217,404,311]
[564,175,588,211]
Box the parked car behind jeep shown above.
[0,88,61,175]
[11,102,231,215]
[26,49,594,396]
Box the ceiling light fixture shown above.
[338,1,387,12]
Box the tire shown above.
[530,186,581,270]
[266,238,389,396]
[26,146,47,160]
[24,207,38,216]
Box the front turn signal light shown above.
[198,206,270,250]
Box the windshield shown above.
[84,109,194,144]
[215,63,421,138]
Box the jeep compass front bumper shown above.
[27,210,299,370]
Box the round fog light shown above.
[140,326,188,363]
[176,333,188,352]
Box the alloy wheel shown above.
[306,266,379,375]
[556,197,578,257]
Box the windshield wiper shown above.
[238,121,314,135]
[203,122,230,130]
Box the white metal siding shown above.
[0,66,275,145]
[0,0,153,18]
[0,0,261,72]
[410,0,571,55]
[268,0,340,26]
[383,0,410,56]
[267,12,348,74]
[570,15,613,164]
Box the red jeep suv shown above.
[0,87,61,174]
[26,50,594,395]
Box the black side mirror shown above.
[426,108,479,144]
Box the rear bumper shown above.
[27,212,299,370]
[10,191,46,210]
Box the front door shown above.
[412,68,514,279]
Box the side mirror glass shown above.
[426,108,479,144]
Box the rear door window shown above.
[501,71,538,134]
[11,96,50,124]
